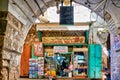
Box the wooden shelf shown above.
[78,66,88,69]
[44,43,88,46]
[74,76,87,78]
[73,48,88,79]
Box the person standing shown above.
[61,59,67,76]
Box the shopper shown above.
[68,62,73,77]
[68,62,73,71]
[61,59,67,76]
[105,67,111,80]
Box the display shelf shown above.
[59,52,72,54]
[73,48,88,78]
[74,75,87,78]
[78,66,88,69]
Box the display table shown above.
[56,77,89,80]
[19,77,89,80]
[56,77,73,80]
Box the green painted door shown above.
[88,44,102,79]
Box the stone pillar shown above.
[105,1,120,80]
[0,12,8,80]
[0,0,33,79]
[0,0,9,79]
[110,33,120,80]
[38,31,42,42]
[3,12,27,80]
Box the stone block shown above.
[2,50,11,60]
[0,53,2,58]
[9,66,19,80]
[1,67,8,80]
[12,42,18,51]
[0,60,2,68]
[2,60,9,67]
[0,20,7,35]
[0,36,4,49]
[0,11,8,20]
[5,24,14,38]
[7,13,22,31]
[3,37,12,49]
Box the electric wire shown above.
[94,0,107,13]
[111,0,120,8]
[87,0,103,4]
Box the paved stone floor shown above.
[18,78,48,80]
[18,78,89,80]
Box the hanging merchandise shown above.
[34,42,43,57]
[29,58,38,78]
[38,57,44,78]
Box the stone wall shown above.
[0,11,8,80]
[0,11,31,80]
[4,12,30,80]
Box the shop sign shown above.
[42,36,85,44]
[34,42,43,57]
[60,6,74,25]
[54,46,68,53]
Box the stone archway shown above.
[0,0,120,80]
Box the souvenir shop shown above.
[20,29,103,80]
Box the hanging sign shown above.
[42,36,85,44]
[54,46,68,53]
[60,6,74,25]
[34,42,43,57]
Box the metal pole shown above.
[24,0,41,21]
[34,0,44,16]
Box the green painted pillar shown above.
[38,31,42,42]
[88,44,102,79]
[85,30,89,44]
[0,0,9,79]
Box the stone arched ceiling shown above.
[8,0,120,32]
[8,0,107,24]
[5,0,120,54]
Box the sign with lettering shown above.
[42,36,85,44]
[60,6,74,25]
[54,46,68,53]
